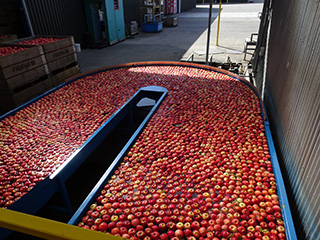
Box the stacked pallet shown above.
[0,44,50,114]
[0,36,80,115]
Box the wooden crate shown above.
[0,34,17,44]
[8,35,78,72]
[0,44,49,94]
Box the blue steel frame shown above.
[264,122,297,240]
[0,61,297,239]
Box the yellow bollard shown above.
[202,0,205,4]
[216,1,222,46]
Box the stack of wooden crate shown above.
[0,36,80,115]
[0,44,50,114]
[9,35,80,87]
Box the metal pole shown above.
[205,0,213,65]
[216,1,222,46]
[21,0,34,36]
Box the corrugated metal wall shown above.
[24,0,88,44]
[180,0,196,12]
[123,0,140,29]
[261,0,320,239]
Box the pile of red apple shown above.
[0,65,286,239]
[0,46,27,56]
[19,37,60,45]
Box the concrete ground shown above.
[77,0,264,73]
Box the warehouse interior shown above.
[0,0,320,239]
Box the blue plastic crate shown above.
[142,22,163,32]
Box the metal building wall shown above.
[24,0,88,45]
[123,0,140,29]
[262,0,320,239]
[180,0,196,12]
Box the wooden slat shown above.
[1,54,47,79]
[45,45,76,63]
[2,64,49,91]
[42,36,74,53]
[0,65,49,94]
[0,45,44,68]
[50,65,80,87]
[47,53,77,72]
